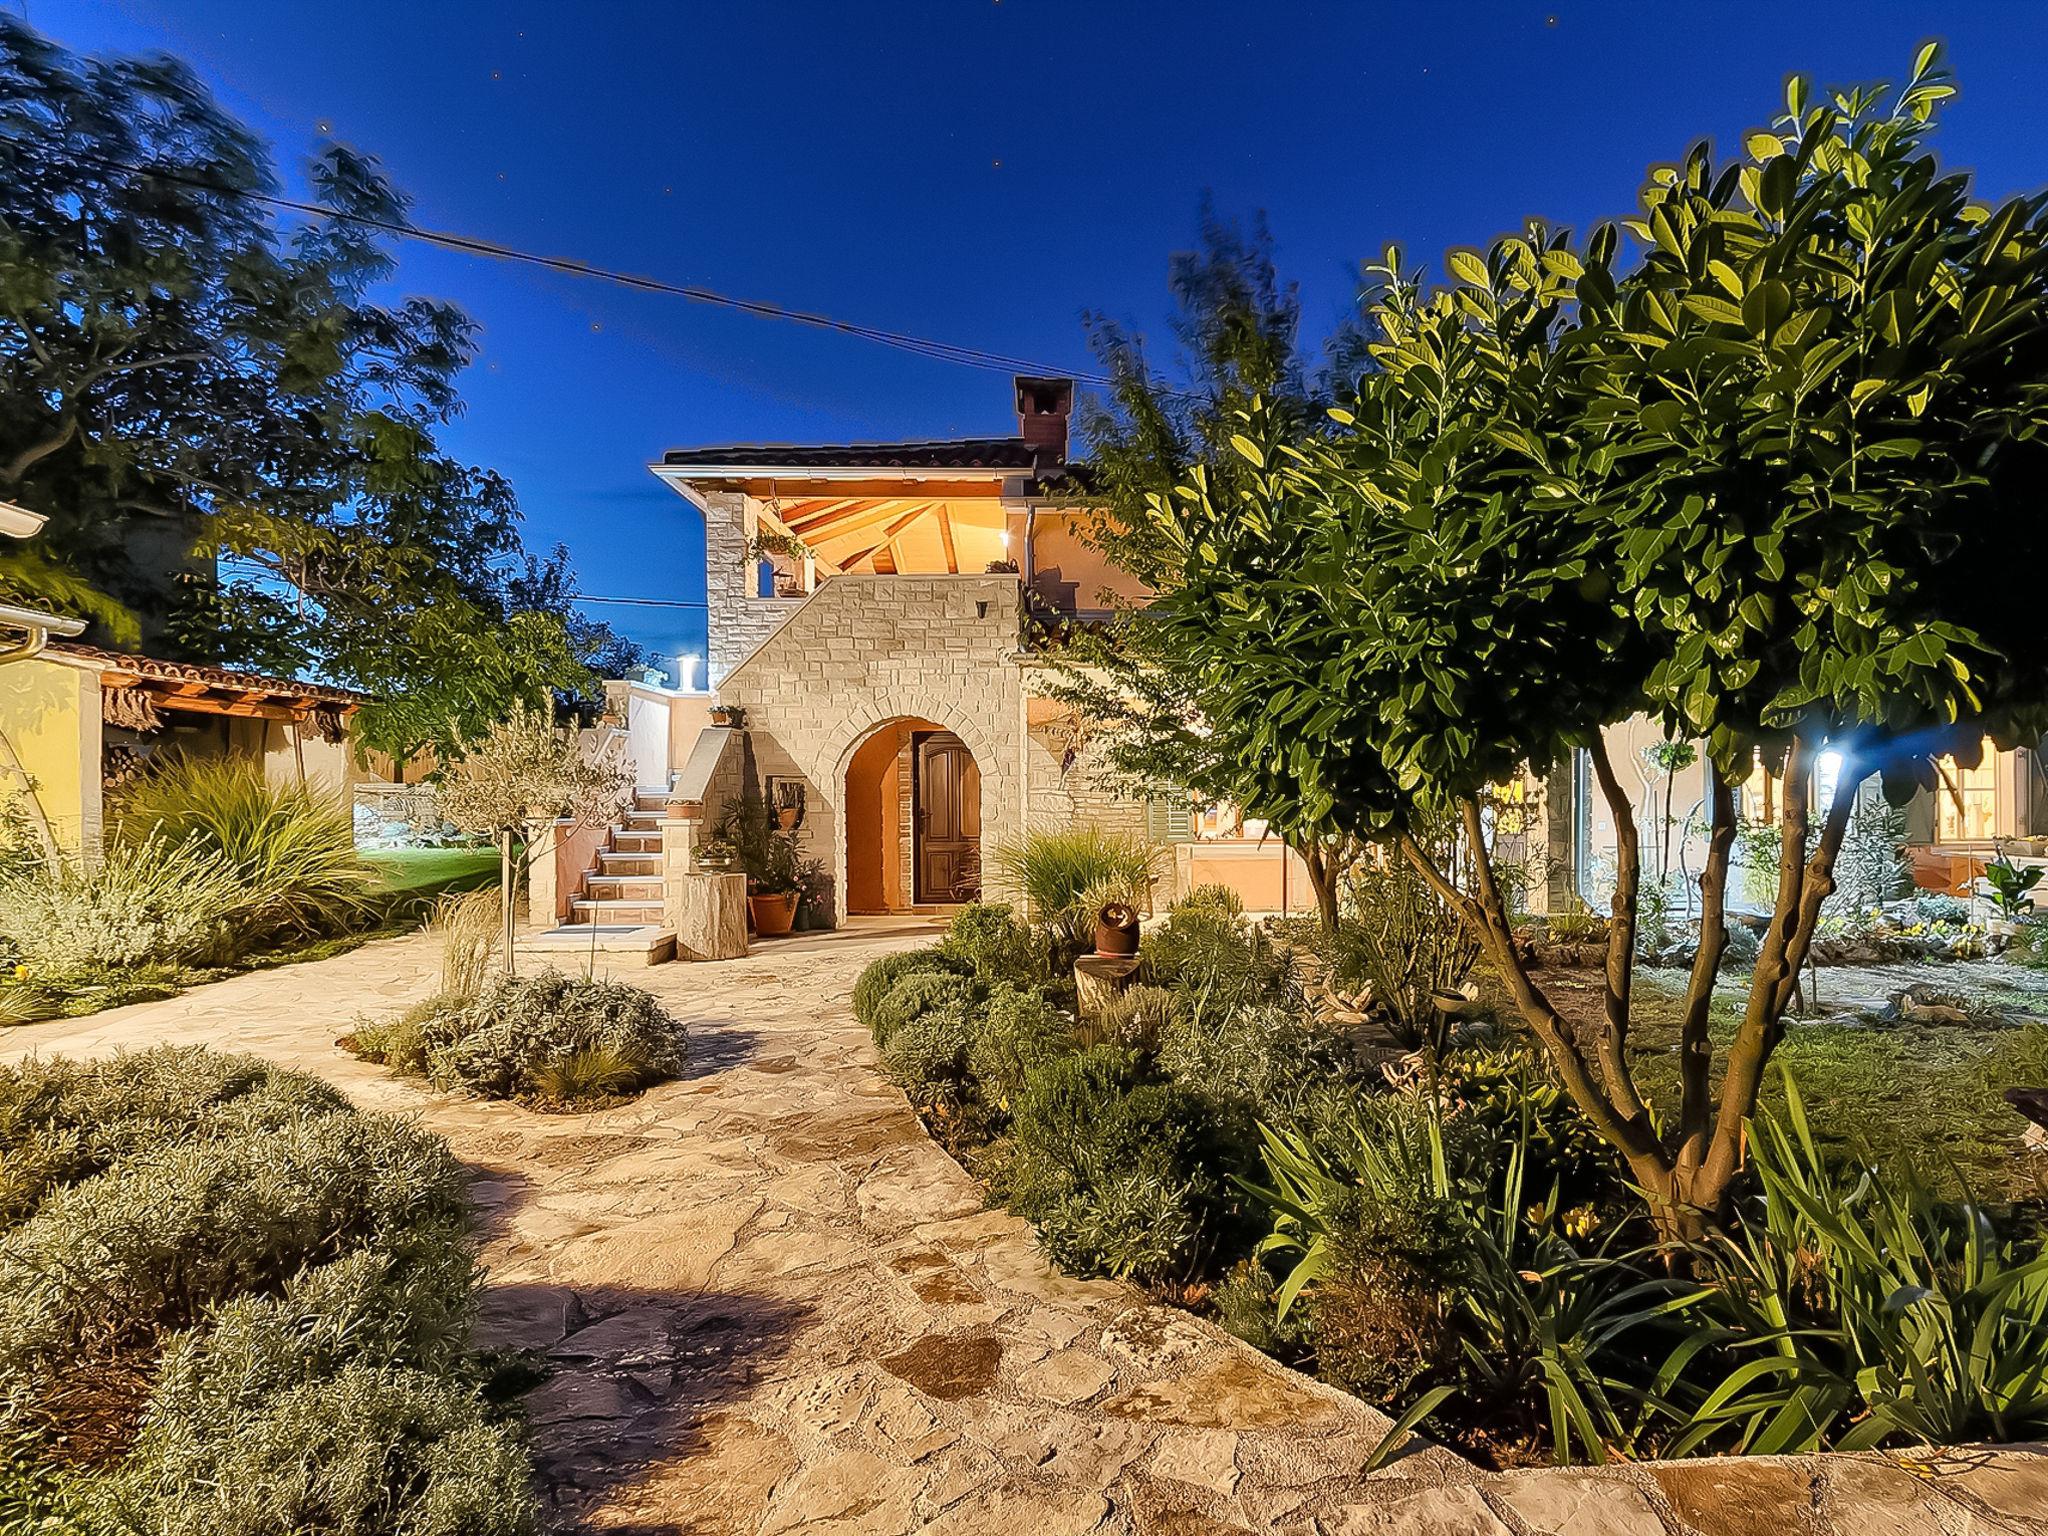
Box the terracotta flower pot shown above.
[749,891,797,937]
[1094,901,1140,957]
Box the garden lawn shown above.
[363,845,501,913]
[1513,963,2048,1202]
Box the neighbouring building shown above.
[529,376,1319,957]
[0,642,364,857]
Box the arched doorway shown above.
[843,718,982,912]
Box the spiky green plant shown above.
[117,755,376,949]
[992,826,1163,954]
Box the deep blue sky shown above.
[27,2,2048,677]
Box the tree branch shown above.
[1585,735,1652,1124]
[1700,736,1825,1196]
[1,416,78,484]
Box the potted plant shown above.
[708,703,745,729]
[709,793,800,937]
[1984,849,2042,938]
[792,856,833,932]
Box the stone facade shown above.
[701,488,806,686]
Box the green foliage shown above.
[704,790,800,896]
[1674,1071,2048,1455]
[1141,899,1295,1025]
[0,21,634,746]
[992,826,1161,938]
[1986,855,2044,920]
[850,948,968,1034]
[1175,883,1245,919]
[938,902,1038,986]
[0,1049,526,1528]
[966,984,1075,1105]
[879,1003,978,1095]
[1334,838,1480,1049]
[0,836,243,975]
[1084,983,1178,1054]
[115,755,376,949]
[869,972,979,1049]
[1828,799,1912,917]
[1155,1001,1358,1145]
[1006,1046,1230,1284]
[398,970,687,1104]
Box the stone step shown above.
[612,831,663,853]
[623,808,665,828]
[633,788,670,812]
[570,898,665,923]
[515,925,674,968]
[584,874,664,900]
[598,851,662,873]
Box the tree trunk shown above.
[1297,838,1344,935]
[499,827,516,977]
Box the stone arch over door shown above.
[819,690,1009,917]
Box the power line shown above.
[37,144,1116,385]
[569,594,707,610]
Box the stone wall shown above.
[704,570,1179,919]
[701,488,806,686]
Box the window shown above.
[1936,741,2000,843]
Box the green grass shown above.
[363,846,502,897]
[1479,963,2048,1201]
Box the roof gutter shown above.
[0,602,87,666]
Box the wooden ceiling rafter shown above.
[937,507,958,574]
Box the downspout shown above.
[0,605,90,861]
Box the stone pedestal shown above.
[524,819,564,932]
[1073,954,1140,1018]
[672,872,749,961]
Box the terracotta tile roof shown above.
[50,643,370,705]
[660,437,1044,472]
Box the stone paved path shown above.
[7,930,2046,1535]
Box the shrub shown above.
[1006,1046,1229,1284]
[346,993,467,1078]
[1175,883,1244,919]
[868,971,979,1048]
[116,755,376,948]
[1333,849,1480,1049]
[1083,983,1178,1054]
[1308,1182,1471,1402]
[0,1108,470,1393]
[967,984,1074,1105]
[938,902,1037,985]
[1156,1001,1363,1145]
[0,836,243,975]
[419,970,688,1103]
[0,1050,529,1531]
[1142,900,1295,1024]
[0,1046,347,1227]
[880,1003,979,1094]
[1432,1045,1614,1208]
[1719,919,1761,973]
[851,948,968,1034]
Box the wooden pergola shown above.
[756,481,1013,578]
[63,646,365,740]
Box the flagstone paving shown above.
[7,929,2046,1534]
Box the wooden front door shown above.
[914,732,981,903]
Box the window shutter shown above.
[1146,790,1195,844]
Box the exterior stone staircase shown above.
[568,791,669,927]
[518,787,677,966]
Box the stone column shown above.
[662,798,749,961]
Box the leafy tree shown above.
[1050,209,1364,929]
[439,702,633,973]
[0,19,637,757]
[1132,51,2048,1235]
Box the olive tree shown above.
[1138,51,2048,1235]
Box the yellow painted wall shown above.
[0,654,100,856]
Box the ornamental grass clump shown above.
[116,755,377,950]
[416,970,688,1105]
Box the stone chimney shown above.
[1014,375,1074,469]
